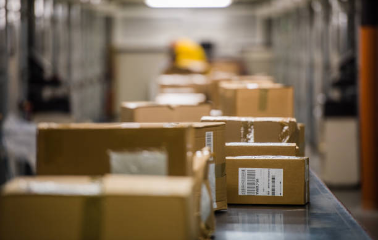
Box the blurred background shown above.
[0,0,377,237]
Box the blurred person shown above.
[164,38,210,74]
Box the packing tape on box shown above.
[241,118,297,143]
[81,196,102,240]
[215,163,226,178]
[19,179,102,195]
[258,89,268,111]
[241,121,254,142]
[108,149,168,175]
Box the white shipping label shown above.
[239,168,283,196]
[205,131,214,161]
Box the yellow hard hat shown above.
[174,38,209,72]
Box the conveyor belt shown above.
[214,171,371,239]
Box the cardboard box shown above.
[201,116,299,144]
[297,123,305,157]
[226,143,297,157]
[219,82,294,117]
[193,122,227,211]
[121,102,211,122]
[209,75,275,110]
[0,175,197,240]
[193,148,215,238]
[226,156,309,205]
[37,123,194,176]
[158,74,210,96]
[210,59,242,74]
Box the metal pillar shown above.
[359,0,378,209]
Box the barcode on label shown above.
[205,132,213,160]
[246,169,256,195]
[239,168,283,196]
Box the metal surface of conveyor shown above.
[214,171,371,240]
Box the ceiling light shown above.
[145,0,232,8]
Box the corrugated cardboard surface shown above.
[226,143,297,157]
[0,175,196,240]
[37,123,194,176]
[226,156,309,205]
[193,122,227,211]
[209,76,275,110]
[102,175,196,240]
[219,83,294,117]
[297,123,305,157]
[201,116,299,144]
[193,149,215,239]
[121,102,211,122]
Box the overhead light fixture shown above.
[145,0,232,8]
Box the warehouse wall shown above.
[112,4,265,57]
[111,4,267,114]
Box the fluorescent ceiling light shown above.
[145,0,232,8]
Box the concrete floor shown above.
[331,188,378,239]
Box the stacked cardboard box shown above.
[0,175,197,240]
[121,102,211,122]
[219,82,294,117]
[36,122,216,238]
[201,117,308,205]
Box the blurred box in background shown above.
[121,102,211,122]
[37,123,194,176]
[0,175,197,240]
[193,122,227,211]
[210,58,243,75]
[157,74,210,98]
[219,82,294,117]
[226,156,309,205]
[209,75,275,110]
[226,143,298,157]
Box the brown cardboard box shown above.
[157,74,210,97]
[209,75,275,110]
[210,59,242,74]
[0,175,197,240]
[121,102,211,122]
[193,122,227,211]
[297,123,305,157]
[226,156,309,205]
[219,82,294,117]
[201,116,299,144]
[226,143,297,157]
[37,123,194,176]
[193,148,215,239]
